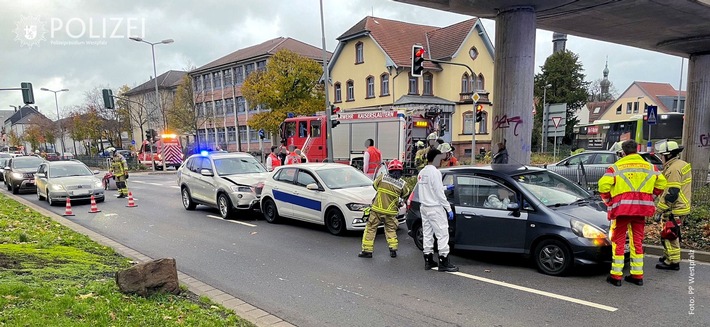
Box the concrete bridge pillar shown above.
[682,54,710,189]
[492,6,536,165]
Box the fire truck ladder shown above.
[302,135,313,156]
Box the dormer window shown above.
[355,42,364,64]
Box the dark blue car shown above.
[406,165,613,276]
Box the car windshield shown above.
[514,171,591,206]
[316,166,373,189]
[12,158,43,169]
[214,157,266,175]
[49,164,93,178]
[0,159,7,167]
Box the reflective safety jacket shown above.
[364,146,382,175]
[439,156,459,168]
[415,148,429,171]
[371,174,411,216]
[598,153,667,219]
[266,153,281,171]
[286,152,301,165]
[657,157,692,216]
[110,155,128,177]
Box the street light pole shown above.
[541,84,552,153]
[319,0,334,162]
[40,87,69,155]
[130,36,173,171]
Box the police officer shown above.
[358,159,411,258]
[654,140,692,271]
[108,147,130,198]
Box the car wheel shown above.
[217,193,234,219]
[47,190,56,206]
[11,183,18,194]
[261,198,280,224]
[37,188,45,201]
[534,239,573,276]
[181,187,197,210]
[412,222,439,251]
[325,208,346,236]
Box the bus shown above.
[574,112,684,151]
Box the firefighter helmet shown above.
[387,159,403,171]
[416,141,425,148]
[654,140,683,155]
[426,132,438,140]
[437,143,453,153]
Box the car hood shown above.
[330,186,376,204]
[553,202,610,230]
[13,168,38,173]
[221,172,270,186]
[50,176,100,187]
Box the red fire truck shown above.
[280,109,439,174]
[137,133,183,170]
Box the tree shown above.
[23,123,44,151]
[242,49,325,135]
[587,78,618,102]
[533,50,590,149]
[8,130,22,147]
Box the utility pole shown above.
[319,0,333,162]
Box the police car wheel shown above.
[325,208,346,236]
[262,198,280,223]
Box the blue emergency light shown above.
[200,150,209,156]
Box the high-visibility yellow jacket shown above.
[415,148,429,171]
[371,174,411,216]
[598,153,667,219]
[656,157,692,216]
[110,155,128,177]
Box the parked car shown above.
[44,152,60,161]
[405,165,612,276]
[35,161,104,206]
[3,156,45,194]
[60,152,75,160]
[0,157,9,182]
[177,152,270,218]
[545,150,663,189]
[260,163,403,235]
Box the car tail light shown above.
[406,191,415,211]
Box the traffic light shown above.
[411,45,425,77]
[21,82,34,104]
[102,89,115,109]
[330,105,341,128]
[475,104,484,122]
[258,129,265,140]
[145,129,156,141]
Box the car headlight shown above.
[11,172,23,179]
[346,203,369,211]
[94,181,103,188]
[570,218,607,239]
[230,185,253,193]
[50,184,65,191]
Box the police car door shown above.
[293,169,323,222]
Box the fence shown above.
[74,155,140,170]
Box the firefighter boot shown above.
[358,251,372,258]
[438,255,459,272]
[389,248,397,258]
[424,253,438,270]
[606,275,622,287]
[624,275,643,286]
[656,262,680,271]
[659,256,666,263]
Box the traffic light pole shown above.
[424,59,477,164]
[319,0,334,162]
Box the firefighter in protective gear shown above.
[417,149,459,272]
[416,133,439,171]
[437,143,459,168]
[108,147,130,198]
[598,140,667,286]
[654,140,692,271]
[266,146,282,172]
[363,139,382,180]
[358,159,411,258]
[414,141,427,170]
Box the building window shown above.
[213,71,222,89]
[218,128,226,144]
[334,83,342,103]
[245,63,254,77]
[461,73,470,93]
[478,111,488,134]
[439,114,450,133]
[238,126,247,143]
[423,73,433,96]
[193,77,202,92]
[616,105,622,114]
[223,69,232,86]
[366,76,375,98]
[248,103,258,113]
[408,74,418,95]
[195,102,204,117]
[477,73,485,90]
[626,102,632,114]
[203,74,212,90]
[256,60,266,71]
[237,97,246,113]
[355,42,364,64]
[380,73,389,96]
[249,128,259,142]
[227,126,236,142]
[633,101,639,113]
[225,98,234,115]
[235,66,244,84]
[215,100,224,116]
[463,111,474,134]
[346,80,354,101]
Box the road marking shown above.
[132,181,147,184]
[444,269,618,312]
[147,182,163,186]
[207,215,257,227]
[170,186,180,189]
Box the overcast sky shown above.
[1,0,687,121]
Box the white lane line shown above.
[445,270,618,312]
[132,181,147,184]
[206,215,257,227]
[170,186,180,189]
[147,182,163,186]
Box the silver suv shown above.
[177,152,270,218]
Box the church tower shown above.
[552,32,567,53]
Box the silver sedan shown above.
[35,161,104,206]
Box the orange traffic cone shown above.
[88,195,101,213]
[63,198,75,216]
[126,192,137,207]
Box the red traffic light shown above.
[415,48,425,58]
[476,104,484,112]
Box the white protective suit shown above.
[417,164,453,256]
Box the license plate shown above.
[72,190,89,196]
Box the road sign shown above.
[647,105,658,125]
[131,140,136,145]
[551,116,562,128]
[472,92,480,103]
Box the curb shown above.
[147,171,177,175]
[8,194,295,327]
[645,244,710,263]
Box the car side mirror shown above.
[507,203,520,211]
[93,170,100,175]
[306,183,320,191]
[564,161,570,166]
[37,172,46,178]
[3,166,9,170]
[200,169,214,176]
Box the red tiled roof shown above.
[338,16,478,69]
[194,37,331,73]
[635,81,686,112]
[586,100,615,123]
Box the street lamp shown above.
[129,36,173,171]
[40,87,69,154]
[541,84,552,153]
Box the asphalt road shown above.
[5,172,709,326]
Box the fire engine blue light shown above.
[397,113,404,118]
[200,150,209,156]
[287,112,294,118]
